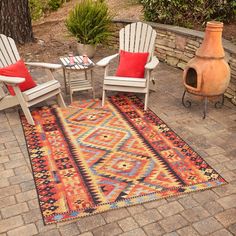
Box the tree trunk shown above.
[0,0,34,44]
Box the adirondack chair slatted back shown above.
[0,34,20,68]
[119,22,156,60]
[0,34,21,97]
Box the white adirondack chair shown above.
[97,22,159,110]
[0,34,66,125]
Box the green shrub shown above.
[211,0,236,22]
[29,0,47,20]
[30,0,71,20]
[65,0,113,45]
[48,0,63,11]
[140,0,236,28]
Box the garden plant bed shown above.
[19,0,236,62]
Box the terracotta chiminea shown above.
[182,21,231,118]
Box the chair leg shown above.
[20,104,35,125]
[67,72,73,104]
[102,89,106,107]
[91,70,95,99]
[63,68,68,95]
[70,90,73,104]
[57,92,66,108]
[13,86,35,125]
[92,88,95,99]
[144,93,149,111]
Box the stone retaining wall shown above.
[111,19,236,105]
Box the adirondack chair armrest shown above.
[145,56,159,70]
[96,53,119,67]
[25,62,62,70]
[0,75,25,85]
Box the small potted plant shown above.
[65,0,113,58]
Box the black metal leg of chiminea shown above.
[203,97,208,119]
[182,90,192,108]
[182,90,225,119]
[203,94,225,119]
[215,94,225,109]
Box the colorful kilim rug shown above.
[21,94,227,224]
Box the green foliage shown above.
[48,0,63,11]
[65,0,113,45]
[29,0,47,20]
[140,0,236,28]
[29,0,70,20]
[211,0,236,22]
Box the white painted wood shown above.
[45,69,56,81]
[13,85,35,125]
[25,62,62,69]
[134,22,142,52]
[0,95,19,110]
[0,34,66,125]
[0,75,25,84]
[0,50,7,67]
[0,83,6,98]
[148,31,157,55]
[119,28,125,50]
[139,23,148,52]
[145,56,159,70]
[57,92,66,108]
[60,56,94,70]
[0,56,5,67]
[144,26,153,54]
[0,34,18,65]
[71,86,92,91]
[96,54,118,67]
[104,76,146,87]
[24,80,59,95]
[7,37,20,61]
[129,23,136,52]
[91,70,95,99]
[99,22,159,110]
[102,89,106,107]
[23,80,61,101]
[0,37,13,66]
[103,85,148,93]
[124,24,130,51]
[27,89,61,107]
[144,93,148,110]
[144,70,151,111]
[60,56,95,103]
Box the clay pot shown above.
[183,21,231,96]
[77,43,96,58]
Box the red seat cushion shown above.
[115,50,149,78]
[0,59,36,95]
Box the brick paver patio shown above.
[0,48,235,236]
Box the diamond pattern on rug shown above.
[83,127,128,149]
[20,95,227,224]
[94,151,151,180]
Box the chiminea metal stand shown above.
[182,90,225,119]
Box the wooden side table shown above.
[60,56,95,103]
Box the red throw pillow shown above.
[115,50,149,78]
[0,59,36,95]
